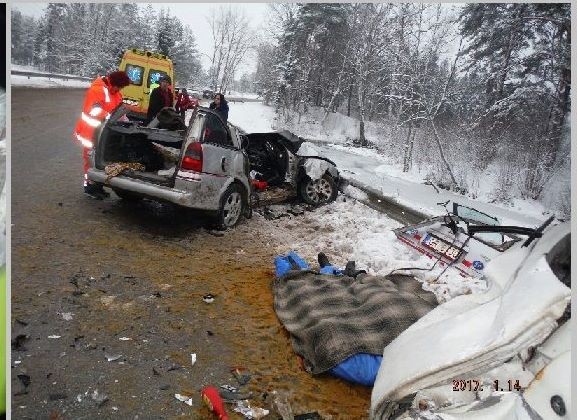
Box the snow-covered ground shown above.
[227,100,560,303]
[228,102,552,227]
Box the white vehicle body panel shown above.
[370,223,570,419]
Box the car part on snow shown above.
[371,223,570,419]
[393,201,555,278]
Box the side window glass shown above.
[202,114,233,147]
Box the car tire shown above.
[298,174,338,206]
[216,184,244,230]
[113,188,142,202]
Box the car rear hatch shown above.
[94,106,185,187]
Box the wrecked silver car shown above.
[86,107,340,229]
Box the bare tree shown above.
[208,6,253,93]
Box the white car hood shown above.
[370,223,570,418]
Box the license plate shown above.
[422,234,462,261]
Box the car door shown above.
[200,113,240,191]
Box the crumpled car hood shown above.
[370,223,570,418]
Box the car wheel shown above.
[298,174,337,205]
[113,188,142,202]
[216,184,244,230]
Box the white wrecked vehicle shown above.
[371,220,571,419]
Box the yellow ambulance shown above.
[119,49,174,119]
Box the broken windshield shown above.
[453,203,506,245]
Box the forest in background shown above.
[11,4,203,86]
[11,3,571,215]
[255,3,570,215]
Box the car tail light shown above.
[181,142,203,172]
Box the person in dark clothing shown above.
[146,76,173,125]
[209,93,229,122]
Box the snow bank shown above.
[12,74,90,89]
[256,197,487,303]
[227,101,552,227]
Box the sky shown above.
[13,3,271,75]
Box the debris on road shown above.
[15,374,31,395]
[12,334,29,351]
[48,335,61,339]
[230,367,251,386]
[294,412,322,420]
[203,294,215,304]
[218,385,253,402]
[91,389,109,407]
[118,337,132,341]
[233,400,269,419]
[60,312,73,321]
[272,391,293,420]
[105,354,122,362]
[190,353,197,367]
[174,393,193,406]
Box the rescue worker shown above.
[175,88,191,119]
[175,88,199,120]
[209,93,229,122]
[146,75,173,125]
[149,77,160,97]
[73,70,130,199]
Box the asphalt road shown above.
[11,87,371,419]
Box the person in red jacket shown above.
[175,88,191,119]
[73,71,130,199]
[175,88,199,121]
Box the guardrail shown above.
[11,70,92,82]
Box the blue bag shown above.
[329,353,383,386]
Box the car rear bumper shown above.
[87,168,217,210]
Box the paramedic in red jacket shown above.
[175,88,199,120]
[73,71,130,199]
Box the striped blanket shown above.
[272,271,437,374]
